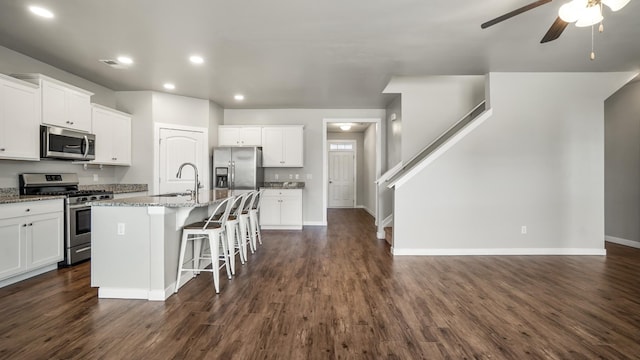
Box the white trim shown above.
[392,247,607,256]
[388,108,493,189]
[356,205,375,217]
[0,264,57,289]
[375,162,403,184]
[303,221,327,226]
[98,287,151,300]
[605,235,640,249]
[381,214,393,228]
[322,118,382,227]
[328,139,357,208]
[261,225,303,230]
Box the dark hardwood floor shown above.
[1,209,639,359]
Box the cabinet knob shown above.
[25,208,30,212]
[0,148,5,151]
[22,224,27,227]
[29,223,33,226]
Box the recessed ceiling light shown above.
[189,55,204,64]
[234,94,245,101]
[29,5,54,18]
[163,83,175,90]
[340,124,352,131]
[117,56,133,65]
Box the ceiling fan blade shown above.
[540,17,569,43]
[481,0,553,29]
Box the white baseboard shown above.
[605,235,640,249]
[0,264,57,289]
[356,205,375,217]
[392,248,607,256]
[376,231,386,239]
[261,225,302,230]
[303,221,327,226]
[381,214,393,228]
[98,287,150,300]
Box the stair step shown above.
[384,226,392,245]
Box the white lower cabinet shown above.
[259,189,302,230]
[0,199,64,287]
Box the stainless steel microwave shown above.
[40,126,96,160]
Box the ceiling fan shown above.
[481,0,631,44]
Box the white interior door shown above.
[328,149,355,208]
[158,128,206,195]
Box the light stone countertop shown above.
[79,183,148,194]
[0,194,66,204]
[261,181,305,189]
[90,189,235,208]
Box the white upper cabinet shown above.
[91,104,132,166]
[262,126,304,167]
[218,126,262,146]
[0,75,40,161]
[12,74,93,133]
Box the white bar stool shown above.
[225,192,250,269]
[249,189,263,248]
[238,191,257,258]
[175,196,234,294]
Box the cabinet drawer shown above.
[0,199,63,219]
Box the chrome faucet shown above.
[176,162,200,199]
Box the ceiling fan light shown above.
[602,0,630,11]
[559,2,581,22]
[340,125,351,131]
[575,5,603,27]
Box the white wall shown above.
[223,108,385,224]
[385,96,402,169]
[114,91,214,191]
[393,72,635,255]
[384,76,485,163]
[208,101,224,189]
[0,45,121,188]
[363,124,376,215]
[604,78,640,247]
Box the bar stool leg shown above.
[208,233,220,294]
[225,223,236,275]
[175,231,189,293]
[218,231,232,280]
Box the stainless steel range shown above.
[19,173,114,266]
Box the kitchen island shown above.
[90,190,232,301]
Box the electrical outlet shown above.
[289,174,293,180]
[274,174,279,180]
[93,174,99,182]
[295,174,299,180]
[117,223,126,235]
[521,225,527,235]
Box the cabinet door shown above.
[91,107,114,163]
[279,192,302,226]
[111,114,131,165]
[282,127,303,167]
[41,80,67,128]
[0,218,26,281]
[239,127,262,146]
[0,80,39,160]
[67,91,91,132]
[261,128,284,166]
[28,212,64,269]
[259,196,281,226]
[219,127,241,146]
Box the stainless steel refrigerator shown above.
[213,147,264,190]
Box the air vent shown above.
[99,59,127,69]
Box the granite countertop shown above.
[90,189,235,208]
[0,194,66,205]
[79,183,148,194]
[261,181,305,189]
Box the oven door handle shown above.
[75,246,91,253]
[68,204,91,210]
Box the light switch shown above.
[117,223,125,235]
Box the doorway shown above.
[328,140,356,208]
[322,118,383,226]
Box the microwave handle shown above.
[83,135,89,158]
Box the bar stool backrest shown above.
[202,196,234,230]
[229,193,247,219]
[250,189,263,211]
[242,191,257,213]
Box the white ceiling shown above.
[0,0,638,109]
[327,122,372,133]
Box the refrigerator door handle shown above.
[230,161,235,188]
